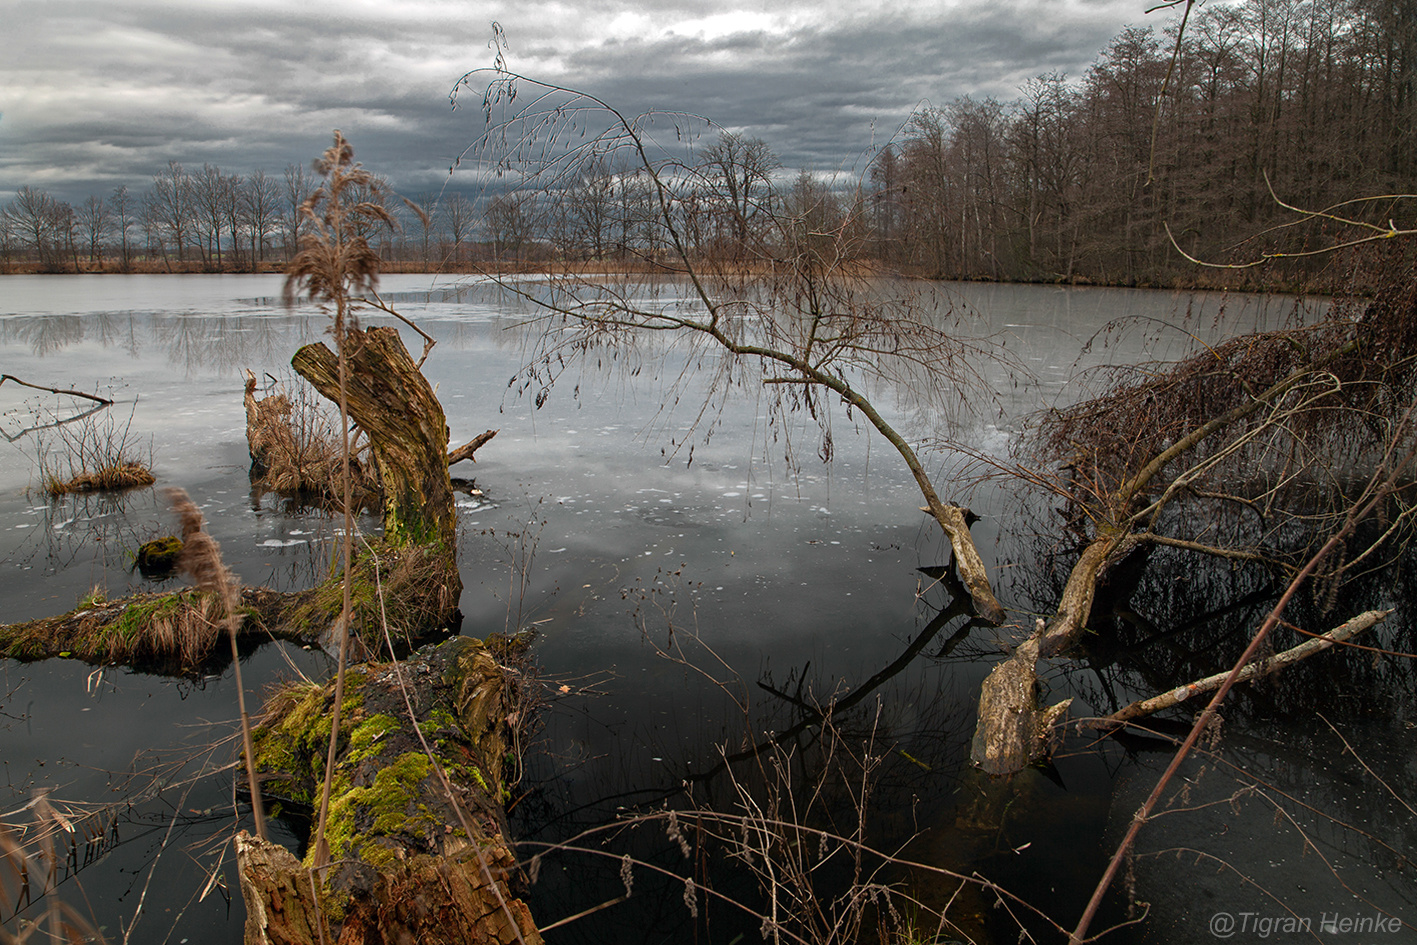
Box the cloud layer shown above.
[2,0,1148,204]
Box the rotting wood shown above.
[238,636,542,945]
[1094,608,1391,728]
[245,372,496,501]
[969,622,1072,776]
[449,429,499,465]
[292,326,458,549]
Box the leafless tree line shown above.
[3,0,1411,281]
[873,0,1417,285]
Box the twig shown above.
[0,374,113,405]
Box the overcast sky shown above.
[3,0,1160,207]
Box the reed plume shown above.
[166,488,268,842]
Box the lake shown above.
[1,274,1411,944]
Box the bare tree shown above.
[77,194,108,268]
[239,169,281,268]
[109,184,136,270]
[484,191,536,263]
[5,186,64,269]
[699,131,780,259]
[150,161,193,264]
[282,161,312,260]
[441,192,476,265]
[454,69,1008,622]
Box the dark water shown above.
[1,274,1411,944]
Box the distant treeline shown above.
[3,0,1413,287]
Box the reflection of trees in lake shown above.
[2,315,87,357]
[149,313,317,377]
[1,310,320,376]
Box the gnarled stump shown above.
[969,628,1072,776]
[239,636,541,945]
[292,326,457,549]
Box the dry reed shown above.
[166,488,268,843]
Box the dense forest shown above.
[3,0,1414,286]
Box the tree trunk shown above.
[292,326,458,549]
[1,326,464,670]
[969,626,1072,776]
[238,636,542,945]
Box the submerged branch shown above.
[1,374,113,405]
[1095,609,1391,727]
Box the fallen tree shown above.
[0,326,464,670]
[237,635,541,945]
[971,246,1417,774]
[456,69,1008,625]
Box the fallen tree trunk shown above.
[238,636,541,945]
[1094,608,1391,728]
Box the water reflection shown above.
[0,276,1405,945]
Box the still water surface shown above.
[0,274,1410,943]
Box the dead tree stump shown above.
[238,636,542,945]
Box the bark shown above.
[969,625,1072,776]
[292,326,458,549]
[0,374,113,405]
[449,429,499,466]
[238,636,541,945]
[1096,609,1390,727]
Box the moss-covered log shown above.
[237,636,541,945]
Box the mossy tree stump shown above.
[238,636,541,945]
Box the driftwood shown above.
[969,623,1072,776]
[238,636,541,945]
[1095,608,1391,727]
[0,373,113,405]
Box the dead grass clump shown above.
[39,404,155,498]
[46,460,155,496]
[243,371,378,508]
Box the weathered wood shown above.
[449,429,499,466]
[969,624,1072,776]
[1038,533,1137,657]
[239,636,542,945]
[1096,609,1390,727]
[3,328,464,670]
[0,373,113,405]
[293,326,458,549]
[921,504,1006,625]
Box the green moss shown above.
[77,588,107,609]
[135,536,183,575]
[347,713,400,763]
[315,750,434,867]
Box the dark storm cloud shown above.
[1,0,1149,205]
